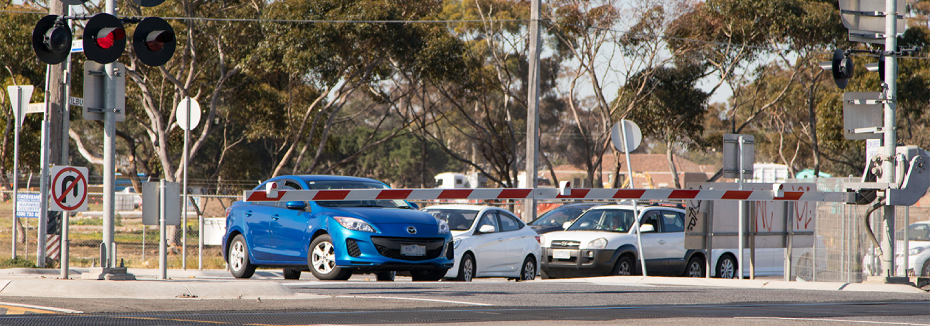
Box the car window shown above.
[896,223,930,241]
[423,209,478,231]
[640,211,662,232]
[476,212,499,233]
[255,179,300,207]
[532,206,590,227]
[302,180,409,208]
[498,212,521,232]
[567,208,635,232]
[499,211,525,229]
[661,210,685,233]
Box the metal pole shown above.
[621,120,646,276]
[737,136,745,279]
[879,0,898,278]
[101,0,118,268]
[60,6,72,280]
[523,0,540,222]
[902,206,909,275]
[37,66,51,268]
[159,179,167,279]
[12,89,21,259]
[182,99,190,270]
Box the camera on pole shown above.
[32,15,72,65]
[132,17,176,66]
[831,49,854,89]
[83,14,127,64]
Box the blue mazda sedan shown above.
[222,175,454,281]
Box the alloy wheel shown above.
[311,241,336,274]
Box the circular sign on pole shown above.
[50,166,89,212]
[176,97,202,130]
[610,120,642,153]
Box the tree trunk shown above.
[667,139,681,189]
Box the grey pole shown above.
[12,88,21,259]
[523,0,540,222]
[101,0,118,268]
[60,5,73,280]
[182,98,190,270]
[879,0,898,278]
[159,179,167,279]
[37,66,52,268]
[621,120,646,276]
[737,136,745,279]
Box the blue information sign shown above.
[16,193,41,218]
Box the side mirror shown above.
[408,202,420,210]
[285,201,307,210]
[478,224,496,233]
[562,221,572,230]
[639,224,655,233]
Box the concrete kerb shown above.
[543,275,930,294]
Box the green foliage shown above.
[0,257,37,268]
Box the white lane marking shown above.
[0,302,83,314]
[334,295,493,306]
[737,317,930,325]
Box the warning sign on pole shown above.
[50,166,89,212]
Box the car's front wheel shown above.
[612,256,633,276]
[228,234,256,279]
[685,256,705,278]
[456,253,475,282]
[375,271,395,281]
[716,254,738,279]
[518,256,536,281]
[308,234,352,280]
[412,269,448,281]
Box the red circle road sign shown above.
[51,166,88,211]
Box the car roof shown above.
[588,204,683,212]
[267,175,383,184]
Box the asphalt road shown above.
[0,275,926,325]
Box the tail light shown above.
[535,236,541,244]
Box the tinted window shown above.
[303,180,408,208]
[896,223,930,241]
[498,212,521,232]
[568,209,636,232]
[661,211,685,233]
[640,211,661,232]
[500,211,525,229]
[532,206,592,227]
[424,209,478,231]
[255,179,301,207]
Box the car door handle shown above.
[658,240,666,245]
[245,211,252,217]
[271,214,280,220]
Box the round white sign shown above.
[176,97,202,131]
[610,120,642,153]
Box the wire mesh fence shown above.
[0,180,925,282]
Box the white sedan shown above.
[423,205,541,282]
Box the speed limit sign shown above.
[50,166,89,212]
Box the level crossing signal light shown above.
[83,13,127,64]
[132,17,176,66]
[32,15,72,65]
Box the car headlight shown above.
[437,218,450,234]
[585,238,608,250]
[453,238,462,249]
[908,246,926,256]
[334,216,375,232]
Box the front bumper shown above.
[331,227,454,272]
[540,247,617,277]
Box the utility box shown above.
[203,218,226,245]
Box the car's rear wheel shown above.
[612,256,633,276]
[716,254,737,279]
[228,235,256,279]
[518,256,536,281]
[921,260,930,277]
[375,271,395,281]
[685,256,705,278]
[456,253,475,282]
[412,269,448,281]
[283,268,301,280]
[308,234,352,280]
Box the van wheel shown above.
[716,254,737,279]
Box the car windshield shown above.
[895,223,930,241]
[423,208,479,231]
[304,180,410,208]
[531,206,593,227]
[567,208,636,232]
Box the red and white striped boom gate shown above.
[243,186,851,203]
